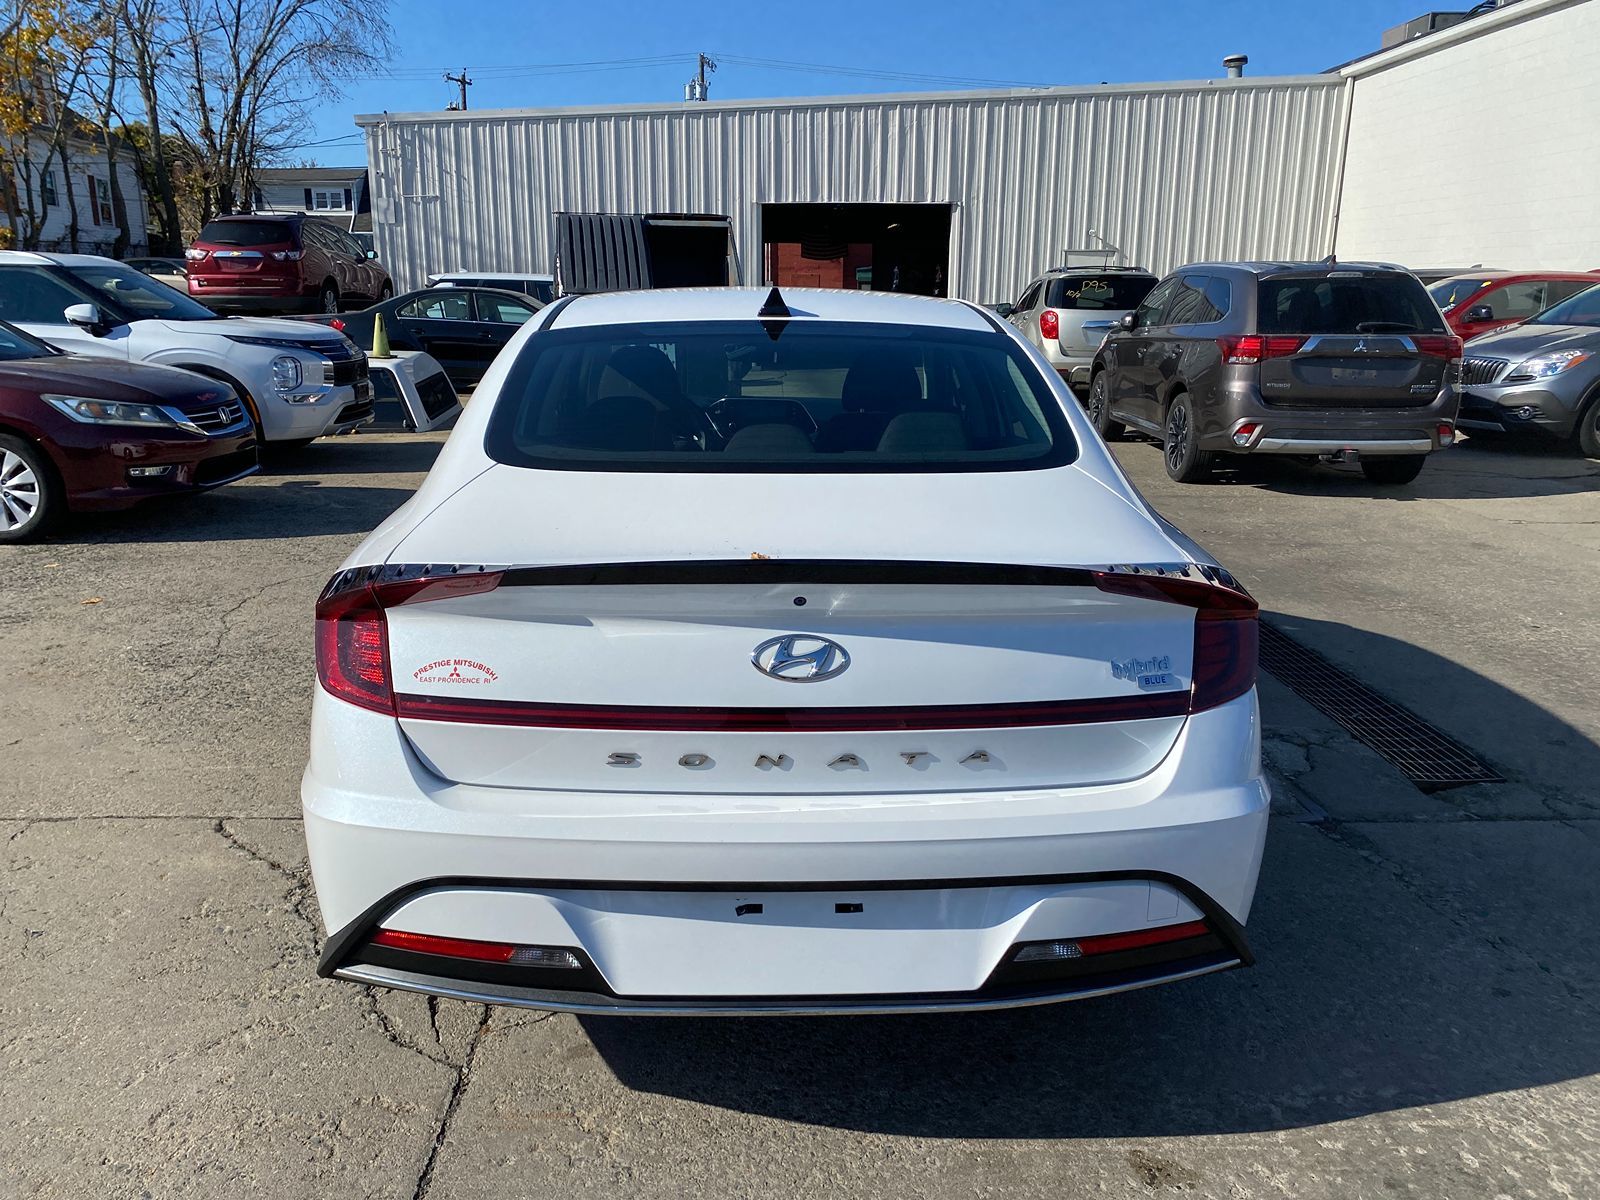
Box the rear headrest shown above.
[841,351,924,414]
[722,423,814,458]
[876,411,970,455]
[598,344,681,408]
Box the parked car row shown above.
[0,249,386,540]
[997,256,1600,483]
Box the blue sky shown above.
[301,0,1431,164]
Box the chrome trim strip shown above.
[335,958,1241,1016]
[198,463,260,488]
[1252,437,1433,454]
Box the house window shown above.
[312,189,344,211]
[41,169,57,207]
[87,176,113,225]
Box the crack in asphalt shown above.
[213,818,322,954]
[412,1006,492,1200]
[180,574,321,687]
[361,989,459,1068]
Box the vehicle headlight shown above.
[1507,349,1591,380]
[42,394,179,428]
[270,354,303,390]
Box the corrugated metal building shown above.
[357,0,1597,297]
[359,77,1347,298]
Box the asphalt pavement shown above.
[3,431,1598,1199]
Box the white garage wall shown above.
[1334,0,1600,270]
[359,78,1346,298]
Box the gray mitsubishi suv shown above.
[1086,261,1462,484]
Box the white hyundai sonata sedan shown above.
[304,286,1270,1014]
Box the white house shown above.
[3,129,149,256]
[253,166,371,235]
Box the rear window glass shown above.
[485,320,1077,473]
[1258,274,1446,335]
[1045,276,1156,310]
[198,220,295,247]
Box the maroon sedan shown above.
[0,320,257,542]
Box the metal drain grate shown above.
[1259,622,1504,791]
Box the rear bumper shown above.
[303,688,1270,1011]
[1199,384,1458,456]
[189,288,316,314]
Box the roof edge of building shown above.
[354,73,1341,127]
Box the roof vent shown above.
[1223,54,1248,78]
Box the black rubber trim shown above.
[497,559,1101,589]
[537,293,579,329]
[318,869,1253,979]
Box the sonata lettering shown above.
[603,750,995,770]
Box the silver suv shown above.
[1000,267,1158,392]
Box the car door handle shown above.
[1082,320,1117,331]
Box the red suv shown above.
[186,214,393,315]
[1429,271,1600,340]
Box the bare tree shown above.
[162,0,390,218]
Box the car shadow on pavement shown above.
[258,433,447,477]
[48,478,420,543]
[578,622,1600,1138]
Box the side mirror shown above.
[365,249,378,260]
[1120,311,1137,331]
[64,303,107,334]
[1465,304,1494,322]
[992,302,1013,318]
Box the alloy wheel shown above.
[1088,377,1106,426]
[0,449,41,532]
[1165,403,1190,472]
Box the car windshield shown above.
[1258,274,1447,335]
[484,320,1076,473]
[1428,278,1492,309]
[1045,276,1157,310]
[66,264,217,322]
[0,320,55,360]
[198,220,293,247]
[1526,283,1600,328]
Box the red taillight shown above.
[1217,334,1305,364]
[1412,334,1464,360]
[314,570,504,714]
[1074,919,1211,956]
[372,929,519,961]
[1039,309,1060,340]
[329,318,346,332]
[1091,572,1259,711]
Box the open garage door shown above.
[762,203,952,297]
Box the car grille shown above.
[1460,357,1510,387]
[322,355,370,387]
[186,399,248,432]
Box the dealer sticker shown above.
[412,658,499,686]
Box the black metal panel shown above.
[555,212,652,294]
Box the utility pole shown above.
[444,69,472,111]
[685,53,716,101]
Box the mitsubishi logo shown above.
[751,634,851,683]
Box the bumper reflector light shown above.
[1232,423,1260,447]
[1013,920,1210,963]
[371,928,582,968]
[1437,423,1455,446]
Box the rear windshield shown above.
[1428,278,1491,309]
[1045,276,1156,310]
[1257,274,1446,335]
[484,320,1077,473]
[1530,283,1600,328]
[198,220,295,247]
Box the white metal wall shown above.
[1335,0,1600,268]
[359,79,1347,298]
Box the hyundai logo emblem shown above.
[751,634,851,683]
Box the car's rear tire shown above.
[0,434,62,543]
[1575,391,1600,459]
[1162,393,1213,483]
[1360,454,1426,485]
[378,283,393,301]
[318,283,339,314]
[1087,372,1124,442]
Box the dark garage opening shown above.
[762,203,952,297]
